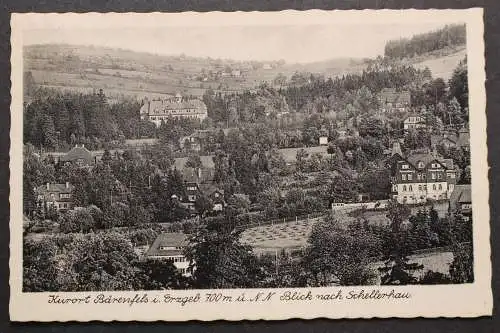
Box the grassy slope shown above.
[24,44,466,102]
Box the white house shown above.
[145,233,193,276]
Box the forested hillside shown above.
[384,24,466,59]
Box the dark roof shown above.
[456,128,470,148]
[181,167,215,183]
[405,152,454,170]
[378,88,411,104]
[145,233,189,257]
[36,183,74,202]
[60,145,94,163]
[431,134,457,147]
[36,183,74,193]
[450,185,472,210]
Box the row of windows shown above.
[165,256,187,263]
[401,172,453,181]
[153,108,200,114]
[401,184,444,192]
[150,115,203,120]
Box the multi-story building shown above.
[403,114,426,131]
[144,233,192,276]
[35,182,74,212]
[140,93,208,127]
[391,151,457,204]
[449,184,472,220]
[378,88,411,113]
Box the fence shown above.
[235,210,328,231]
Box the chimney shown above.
[65,182,69,189]
[46,183,50,191]
[198,167,202,179]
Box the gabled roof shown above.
[60,145,93,163]
[378,88,411,104]
[403,113,425,122]
[431,134,458,147]
[145,233,189,257]
[450,184,472,210]
[36,183,74,202]
[181,167,215,183]
[405,152,454,170]
[36,183,74,193]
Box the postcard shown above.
[10,9,491,321]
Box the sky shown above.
[18,12,466,64]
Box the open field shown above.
[412,48,466,81]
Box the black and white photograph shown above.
[10,10,491,321]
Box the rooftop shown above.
[145,233,189,257]
[59,145,93,163]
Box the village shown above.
[22,24,473,291]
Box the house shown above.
[391,151,457,204]
[430,132,458,150]
[59,144,95,166]
[179,130,213,152]
[378,88,411,113]
[336,128,348,139]
[231,69,241,77]
[176,167,220,213]
[263,63,273,70]
[456,126,470,153]
[140,93,208,127]
[319,136,329,146]
[403,114,426,131]
[35,182,74,212]
[144,233,192,276]
[449,184,472,220]
[199,183,225,212]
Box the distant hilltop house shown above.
[403,114,426,131]
[391,150,457,204]
[59,144,96,166]
[262,63,273,70]
[35,182,74,213]
[179,130,212,152]
[378,88,411,113]
[140,93,208,127]
[145,233,193,277]
[231,69,241,77]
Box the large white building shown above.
[391,151,457,204]
[140,93,208,127]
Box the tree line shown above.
[384,24,466,59]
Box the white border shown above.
[10,9,491,321]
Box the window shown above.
[418,161,424,168]
[437,173,442,179]
[403,185,407,192]
[418,185,422,191]
[438,184,442,190]
[423,185,427,191]
[401,164,409,170]
[402,174,406,181]
[417,174,421,180]
[407,174,412,181]
[449,173,455,179]
[433,184,436,190]
[409,185,413,191]
[431,173,436,180]
[60,193,71,199]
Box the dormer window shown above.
[417,161,424,169]
[401,164,409,170]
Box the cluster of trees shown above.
[23,232,189,292]
[23,88,154,151]
[384,24,466,59]
[24,200,473,292]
